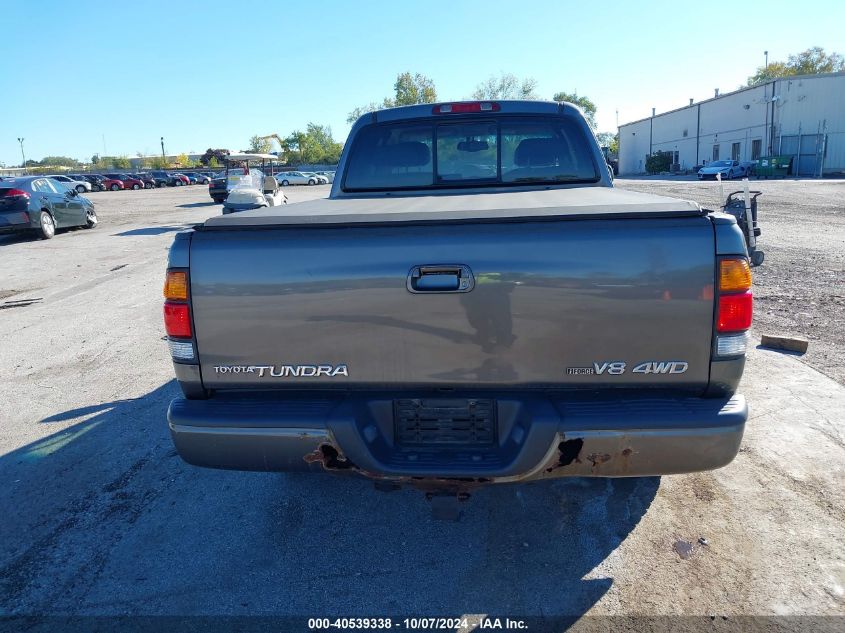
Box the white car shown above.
[697,160,747,181]
[274,171,319,186]
[316,171,335,183]
[47,174,92,193]
[302,172,329,185]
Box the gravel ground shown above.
[0,184,843,625]
[615,177,845,385]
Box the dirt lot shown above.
[0,184,843,626]
[616,177,845,385]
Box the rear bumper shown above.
[168,392,746,481]
[0,210,33,233]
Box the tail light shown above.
[433,102,500,114]
[715,257,752,357]
[163,269,195,361]
[0,188,30,199]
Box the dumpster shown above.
[755,155,792,179]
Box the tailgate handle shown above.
[407,265,474,293]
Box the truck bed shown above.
[201,187,704,228]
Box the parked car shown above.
[0,176,97,239]
[698,160,747,180]
[144,172,170,187]
[131,173,157,189]
[104,173,144,190]
[172,173,190,186]
[93,175,125,191]
[316,171,336,183]
[187,172,211,184]
[71,174,107,191]
[208,172,228,203]
[163,100,752,518]
[150,170,180,187]
[46,174,91,193]
[301,171,329,184]
[274,171,318,186]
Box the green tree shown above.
[175,153,190,167]
[37,156,80,167]
[747,47,845,86]
[347,71,438,123]
[283,124,344,165]
[200,148,229,166]
[472,73,539,100]
[283,131,307,164]
[150,156,168,169]
[112,156,131,169]
[595,132,618,154]
[553,91,597,129]
[248,135,272,153]
[393,72,437,106]
[208,156,220,169]
[645,151,672,174]
[91,154,100,165]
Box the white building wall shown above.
[618,119,651,174]
[698,84,768,164]
[619,72,845,176]
[650,107,699,170]
[773,74,845,174]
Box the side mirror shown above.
[67,188,78,197]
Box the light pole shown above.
[161,136,166,163]
[17,137,26,174]
[764,51,768,69]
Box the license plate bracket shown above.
[393,398,496,447]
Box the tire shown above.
[76,185,86,193]
[85,208,97,229]
[751,250,765,267]
[281,180,289,186]
[38,211,55,239]
[110,183,120,191]
[145,182,152,189]
[308,179,316,185]
[175,180,183,186]
[132,183,140,190]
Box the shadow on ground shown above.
[0,382,659,616]
[177,202,217,209]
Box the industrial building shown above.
[618,71,845,176]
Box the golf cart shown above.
[220,153,287,214]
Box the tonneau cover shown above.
[202,186,704,228]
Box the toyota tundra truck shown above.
[164,100,752,509]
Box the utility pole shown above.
[161,137,166,163]
[764,51,769,69]
[17,137,26,173]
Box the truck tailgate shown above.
[190,215,715,391]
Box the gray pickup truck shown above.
[164,100,752,510]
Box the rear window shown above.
[343,116,599,191]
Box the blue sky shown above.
[1,0,843,166]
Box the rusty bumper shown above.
[168,393,746,481]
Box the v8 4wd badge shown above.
[567,361,688,376]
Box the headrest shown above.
[513,138,567,167]
[376,141,431,168]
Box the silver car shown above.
[274,171,318,186]
[46,174,92,193]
